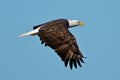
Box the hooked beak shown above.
[79,22,84,26]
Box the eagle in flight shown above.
[19,19,85,69]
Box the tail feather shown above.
[19,27,40,37]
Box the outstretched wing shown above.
[35,25,84,69]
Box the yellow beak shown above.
[79,22,84,26]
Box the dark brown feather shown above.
[34,19,84,69]
[77,59,82,67]
[73,58,77,68]
[69,59,73,69]
[64,59,69,67]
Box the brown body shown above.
[33,19,84,69]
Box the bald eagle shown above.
[19,19,85,69]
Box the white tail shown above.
[19,27,40,37]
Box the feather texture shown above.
[33,19,84,69]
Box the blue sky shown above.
[0,0,120,80]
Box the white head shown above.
[68,20,84,28]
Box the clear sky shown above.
[0,0,120,80]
